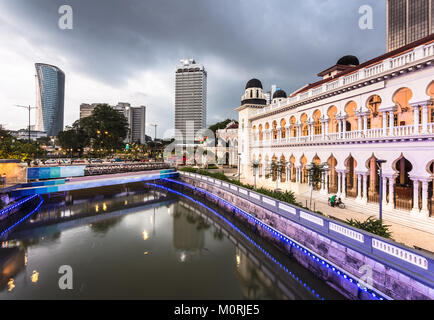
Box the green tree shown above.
[208,119,237,136]
[57,125,89,157]
[79,104,129,155]
[306,162,329,210]
[0,128,44,163]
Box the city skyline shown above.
[0,0,386,137]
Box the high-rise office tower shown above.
[387,0,433,52]
[130,106,146,144]
[35,63,65,137]
[175,59,207,141]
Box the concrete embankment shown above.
[175,174,434,300]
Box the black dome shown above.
[337,55,360,66]
[273,89,287,99]
[245,78,263,89]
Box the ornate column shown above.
[413,104,420,135]
[381,176,388,208]
[386,175,396,210]
[296,124,301,142]
[389,108,395,136]
[357,113,363,138]
[320,172,327,195]
[362,112,369,137]
[341,171,347,198]
[337,172,342,196]
[421,179,430,217]
[321,121,325,140]
[356,174,362,201]
[324,118,329,139]
[362,174,368,204]
[382,111,388,136]
[411,179,420,215]
[422,103,429,134]
[342,116,347,139]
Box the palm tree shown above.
[251,160,260,189]
[306,162,330,209]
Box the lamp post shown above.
[376,159,387,222]
[14,105,36,143]
[238,153,241,182]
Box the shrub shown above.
[346,216,393,239]
[179,167,393,240]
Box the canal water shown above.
[0,182,344,300]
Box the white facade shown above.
[216,121,239,167]
[236,37,434,232]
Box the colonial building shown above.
[236,34,434,231]
[216,121,239,167]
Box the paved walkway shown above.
[237,176,434,253]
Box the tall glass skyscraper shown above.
[387,0,433,52]
[35,63,65,137]
[175,59,207,141]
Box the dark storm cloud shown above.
[1,0,386,130]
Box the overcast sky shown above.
[0,0,386,138]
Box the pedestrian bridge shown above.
[9,169,178,198]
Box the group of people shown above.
[84,163,169,176]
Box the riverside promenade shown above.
[239,176,434,253]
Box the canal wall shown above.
[177,172,434,300]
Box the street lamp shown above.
[14,105,36,143]
[238,153,242,182]
[376,159,387,222]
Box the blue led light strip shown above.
[0,194,39,217]
[0,195,44,238]
[160,178,389,300]
[147,182,328,300]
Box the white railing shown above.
[252,43,434,118]
[365,128,383,139]
[251,124,434,148]
[326,80,339,91]
[393,125,414,137]
[390,51,415,69]
[343,72,359,85]
[365,63,384,78]
[344,130,360,140]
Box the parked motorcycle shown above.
[328,197,345,209]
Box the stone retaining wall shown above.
[179,176,434,300]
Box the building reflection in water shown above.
[0,247,25,292]
[172,201,206,263]
[234,248,288,300]
[19,183,168,234]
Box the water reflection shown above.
[0,183,344,300]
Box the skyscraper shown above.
[387,0,433,52]
[175,59,207,141]
[129,105,146,144]
[35,63,65,137]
